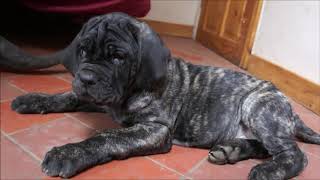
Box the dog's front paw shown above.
[11,93,49,114]
[41,143,101,178]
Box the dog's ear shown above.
[62,16,105,74]
[131,21,171,91]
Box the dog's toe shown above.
[248,163,284,180]
[42,157,61,177]
[208,145,242,165]
[11,97,22,111]
[41,143,101,178]
[208,151,227,164]
[249,166,269,180]
[41,147,78,178]
[208,146,228,164]
[11,93,48,114]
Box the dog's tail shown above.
[0,35,65,71]
[294,114,320,144]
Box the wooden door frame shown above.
[196,0,320,115]
[239,0,264,69]
[196,0,264,69]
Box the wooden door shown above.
[196,0,262,66]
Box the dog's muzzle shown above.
[72,66,115,105]
[73,68,100,100]
[78,69,98,86]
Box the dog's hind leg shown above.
[245,92,308,180]
[248,139,307,180]
[208,139,270,165]
[11,92,106,114]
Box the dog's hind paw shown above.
[248,164,281,180]
[208,145,241,165]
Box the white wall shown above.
[144,0,201,26]
[252,1,320,84]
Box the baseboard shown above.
[141,19,193,38]
[247,55,320,115]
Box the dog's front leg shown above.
[11,91,106,114]
[42,122,172,178]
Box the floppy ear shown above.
[61,16,105,75]
[133,21,171,91]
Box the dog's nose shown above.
[79,70,96,85]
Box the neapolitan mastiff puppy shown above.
[1,13,319,180]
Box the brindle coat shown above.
[1,13,319,180]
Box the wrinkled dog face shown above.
[72,13,170,105]
[72,15,140,105]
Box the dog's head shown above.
[72,13,170,105]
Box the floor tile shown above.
[1,135,44,179]
[148,145,208,174]
[297,153,320,179]
[8,74,71,94]
[162,36,240,69]
[63,157,180,180]
[11,117,95,159]
[300,142,320,158]
[1,78,25,101]
[68,112,121,131]
[1,101,65,133]
[0,71,20,78]
[190,159,259,180]
[171,48,204,62]
[55,73,74,83]
[290,99,320,133]
[40,64,67,72]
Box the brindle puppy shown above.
[1,13,319,180]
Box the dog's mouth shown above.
[73,85,115,105]
[72,73,116,105]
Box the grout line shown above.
[145,156,192,179]
[250,159,263,164]
[0,81,27,103]
[299,142,320,159]
[7,81,28,94]
[8,77,71,95]
[0,83,69,103]
[0,97,16,103]
[0,73,21,79]
[2,131,42,163]
[8,116,68,136]
[51,87,72,93]
[185,156,208,177]
[179,175,192,180]
[305,150,320,159]
[55,75,72,83]
[64,113,98,132]
[1,129,8,136]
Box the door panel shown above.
[223,0,247,41]
[204,1,228,34]
[197,0,259,66]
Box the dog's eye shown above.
[114,51,125,59]
[112,58,123,65]
[108,45,115,51]
[80,49,87,57]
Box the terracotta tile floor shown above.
[1,35,319,180]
